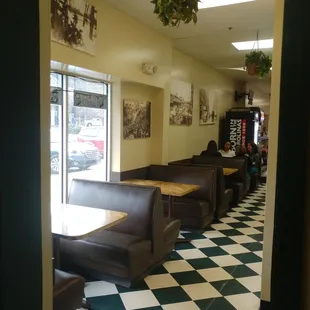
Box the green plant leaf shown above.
[245,50,272,78]
[151,0,201,27]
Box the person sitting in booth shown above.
[245,142,260,177]
[219,141,236,157]
[200,140,222,157]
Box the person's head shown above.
[247,142,258,154]
[206,140,218,154]
[223,141,231,152]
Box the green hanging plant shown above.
[150,0,200,27]
[245,50,272,79]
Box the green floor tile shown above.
[211,237,237,246]
[87,294,125,310]
[187,257,219,270]
[196,297,237,310]
[242,242,263,252]
[152,286,191,305]
[211,279,250,296]
[224,265,259,278]
[233,253,262,264]
[172,270,207,285]
[222,229,244,237]
[200,246,229,257]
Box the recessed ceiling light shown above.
[198,0,255,9]
[232,39,274,51]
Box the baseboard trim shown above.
[260,300,271,310]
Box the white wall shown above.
[261,0,284,302]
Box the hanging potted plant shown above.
[150,0,200,27]
[245,50,272,78]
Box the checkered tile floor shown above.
[83,184,266,310]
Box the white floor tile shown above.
[84,281,118,298]
[198,267,233,282]
[210,255,243,267]
[249,215,265,221]
[226,293,260,310]
[254,210,265,215]
[220,217,239,224]
[229,235,256,244]
[191,238,217,249]
[120,290,159,310]
[227,212,245,217]
[220,244,250,255]
[162,301,200,310]
[242,199,260,204]
[177,249,206,260]
[243,221,264,228]
[211,223,233,230]
[237,227,261,235]
[144,274,179,290]
[238,203,257,209]
[182,282,222,300]
[254,251,263,258]
[163,260,194,273]
[232,207,249,212]
[237,276,262,292]
[247,262,262,275]
[203,230,226,239]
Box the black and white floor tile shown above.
[82,184,266,310]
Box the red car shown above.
[77,127,105,157]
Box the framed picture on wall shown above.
[51,0,97,55]
[199,89,218,125]
[170,79,193,125]
[123,99,151,139]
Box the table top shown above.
[51,203,128,240]
[223,168,238,176]
[122,179,200,197]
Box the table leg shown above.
[168,196,192,244]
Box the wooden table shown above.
[51,203,128,309]
[223,168,238,176]
[122,179,200,218]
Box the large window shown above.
[50,73,109,203]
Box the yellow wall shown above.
[41,0,53,308]
[51,0,237,171]
[169,50,237,161]
[121,82,164,171]
[261,0,284,302]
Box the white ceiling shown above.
[104,0,274,82]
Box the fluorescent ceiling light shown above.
[198,0,255,9]
[232,39,274,51]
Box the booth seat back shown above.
[191,156,248,182]
[147,165,216,208]
[68,179,162,240]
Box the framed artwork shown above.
[51,0,97,55]
[199,89,218,125]
[170,79,193,125]
[123,99,151,139]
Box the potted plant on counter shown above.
[245,50,272,78]
[151,0,200,27]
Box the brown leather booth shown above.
[191,156,250,202]
[53,269,85,310]
[168,162,233,219]
[60,180,181,287]
[145,165,217,228]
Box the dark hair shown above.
[248,142,258,153]
[206,140,218,154]
[223,141,232,149]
